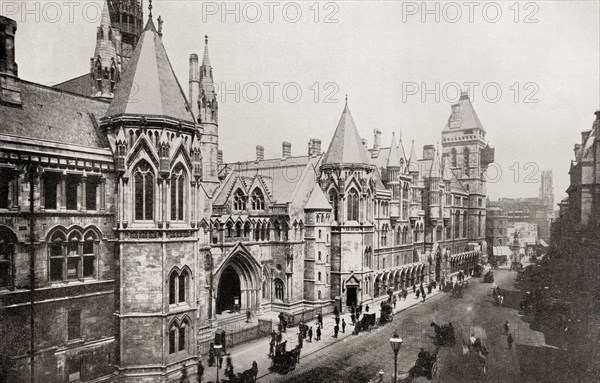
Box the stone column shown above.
[60,172,67,211]
[81,174,87,212]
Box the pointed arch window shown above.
[171,166,187,221]
[274,278,284,301]
[251,188,265,210]
[347,189,359,221]
[233,189,246,211]
[134,161,154,221]
[329,190,338,222]
[451,149,457,168]
[169,324,177,354]
[169,268,191,306]
[463,148,470,177]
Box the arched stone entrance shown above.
[214,245,262,317]
[216,265,241,314]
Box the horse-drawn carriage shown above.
[462,326,490,379]
[379,302,394,325]
[430,322,456,347]
[223,361,258,383]
[409,348,439,380]
[268,341,298,375]
[483,270,494,283]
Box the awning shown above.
[493,246,512,257]
[539,239,549,247]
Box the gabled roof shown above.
[105,17,194,123]
[444,92,485,132]
[304,186,332,210]
[323,103,371,166]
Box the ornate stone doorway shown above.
[216,265,241,314]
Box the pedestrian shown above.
[316,326,321,341]
[413,284,416,293]
[334,306,339,317]
[208,343,215,367]
[416,289,420,299]
[335,316,340,326]
[295,345,301,364]
[298,332,304,349]
[422,292,427,302]
[351,313,356,326]
[197,360,204,383]
[507,332,514,349]
[503,320,510,335]
[269,340,274,358]
[334,324,339,338]
[246,308,252,323]
[308,326,313,342]
[350,305,355,315]
[393,296,397,309]
[277,331,282,345]
[342,319,346,333]
[317,313,323,329]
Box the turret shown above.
[198,35,220,192]
[90,0,120,99]
[189,53,200,117]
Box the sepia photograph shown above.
[0,0,599,382]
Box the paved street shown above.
[244,268,574,383]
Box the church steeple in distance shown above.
[90,0,119,99]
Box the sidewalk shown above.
[200,286,446,383]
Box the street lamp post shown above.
[389,330,403,383]
[214,344,223,383]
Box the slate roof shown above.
[444,92,485,132]
[304,185,332,210]
[323,103,371,166]
[105,17,194,122]
[214,155,319,206]
[53,73,92,97]
[0,80,109,148]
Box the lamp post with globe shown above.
[389,330,403,383]
[213,344,223,383]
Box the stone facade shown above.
[1,4,495,382]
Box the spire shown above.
[105,7,195,124]
[387,132,402,168]
[323,102,371,166]
[429,147,441,178]
[148,0,153,19]
[202,35,211,67]
[101,0,111,28]
[407,140,418,173]
[91,0,119,99]
[397,132,407,165]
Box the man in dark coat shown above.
[197,360,204,383]
[342,319,346,333]
[333,324,339,338]
[316,326,321,341]
[335,316,340,326]
[308,326,313,342]
[351,313,356,326]
[317,313,323,329]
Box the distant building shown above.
[488,196,553,242]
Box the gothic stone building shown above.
[0,2,493,382]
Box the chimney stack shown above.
[308,139,322,157]
[0,16,21,105]
[282,141,291,159]
[256,145,264,161]
[373,129,381,150]
[423,144,435,160]
[189,53,200,118]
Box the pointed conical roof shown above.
[202,35,211,67]
[407,140,418,173]
[100,0,111,27]
[398,133,407,163]
[105,16,194,123]
[444,92,486,132]
[323,102,371,166]
[387,133,402,168]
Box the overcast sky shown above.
[7,0,600,202]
